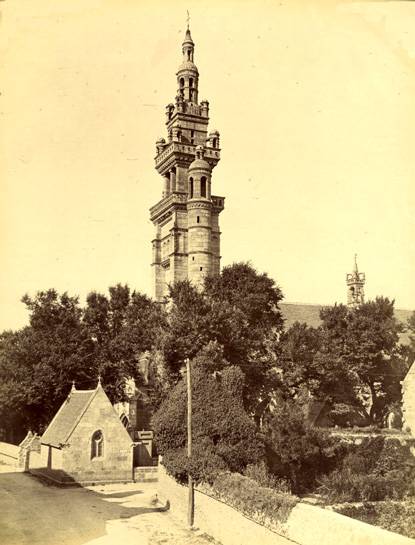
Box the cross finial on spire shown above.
[354,254,358,274]
[98,375,102,387]
[186,10,190,30]
[71,380,76,392]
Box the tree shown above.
[155,262,285,415]
[0,285,165,440]
[319,298,406,422]
[277,322,323,399]
[83,284,165,402]
[0,290,98,438]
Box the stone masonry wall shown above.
[157,463,293,545]
[0,441,19,466]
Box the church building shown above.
[150,25,225,301]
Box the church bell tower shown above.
[150,25,225,301]
[346,255,365,307]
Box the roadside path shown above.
[0,463,221,545]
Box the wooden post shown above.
[187,357,194,526]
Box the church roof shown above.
[280,302,326,329]
[280,303,413,344]
[41,387,98,448]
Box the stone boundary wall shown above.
[134,466,158,483]
[0,442,19,465]
[157,463,296,545]
[158,463,415,545]
[328,431,415,447]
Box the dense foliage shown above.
[278,298,409,424]
[318,436,415,502]
[152,347,263,484]
[0,286,164,441]
[263,400,344,493]
[157,262,284,416]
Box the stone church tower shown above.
[346,255,365,307]
[149,26,225,301]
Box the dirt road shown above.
[0,465,220,545]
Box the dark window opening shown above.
[189,178,194,199]
[212,138,217,148]
[197,216,200,223]
[192,256,195,261]
[188,50,191,61]
[200,267,203,271]
[201,177,207,198]
[180,77,185,88]
[189,77,194,88]
[191,130,194,144]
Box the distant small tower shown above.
[346,255,365,307]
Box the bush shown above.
[337,500,415,539]
[318,436,415,502]
[211,472,298,529]
[264,400,345,493]
[318,470,402,503]
[244,461,291,493]
[162,441,228,485]
[152,360,264,484]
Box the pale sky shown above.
[1,0,415,332]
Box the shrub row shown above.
[335,500,415,540]
[208,472,299,530]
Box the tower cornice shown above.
[154,142,220,173]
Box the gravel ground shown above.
[0,462,222,545]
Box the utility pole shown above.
[186,357,194,526]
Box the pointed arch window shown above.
[201,177,207,198]
[189,177,194,199]
[91,430,104,459]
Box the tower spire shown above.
[353,254,359,275]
